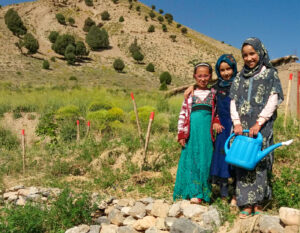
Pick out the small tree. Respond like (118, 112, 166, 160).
(129, 38, 141, 55)
(48, 31, 59, 43)
(85, 0, 93, 6)
(4, 8, 27, 36)
(113, 58, 125, 72)
(162, 24, 167, 32)
(22, 33, 39, 54)
(65, 44, 76, 65)
(170, 35, 176, 42)
(101, 11, 110, 21)
(133, 50, 144, 63)
(181, 27, 188, 34)
(159, 9, 164, 14)
(83, 17, 95, 32)
(68, 17, 75, 26)
(56, 13, 66, 25)
(157, 15, 164, 23)
(75, 41, 88, 57)
(148, 25, 155, 33)
(119, 16, 124, 22)
(164, 13, 173, 24)
(43, 60, 50, 69)
(52, 34, 75, 55)
(159, 82, 167, 90)
(146, 63, 155, 72)
(149, 11, 155, 19)
(176, 23, 181, 28)
(136, 6, 140, 11)
(151, 5, 156, 10)
(160, 71, 172, 85)
(145, 16, 148, 21)
(86, 25, 109, 50)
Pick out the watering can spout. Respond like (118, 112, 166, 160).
(258, 139, 294, 162)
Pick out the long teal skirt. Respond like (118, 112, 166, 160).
(173, 108, 213, 202)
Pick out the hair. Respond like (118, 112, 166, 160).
(193, 62, 213, 75)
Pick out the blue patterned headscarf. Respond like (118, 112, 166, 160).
(240, 37, 273, 78)
(215, 54, 237, 87)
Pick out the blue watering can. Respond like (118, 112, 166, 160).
(224, 130, 293, 170)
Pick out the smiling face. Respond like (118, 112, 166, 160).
(242, 44, 260, 69)
(219, 62, 233, 81)
(194, 66, 211, 89)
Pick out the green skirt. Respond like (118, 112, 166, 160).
(173, 107, 213, 202)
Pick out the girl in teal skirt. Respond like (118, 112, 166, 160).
(173, 63, 222, 203)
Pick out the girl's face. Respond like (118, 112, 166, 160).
(242, 45, 259, 68)
(219, 62, 233, 80)
(194, 66, 211, 89)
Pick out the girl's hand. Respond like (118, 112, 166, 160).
(179, 139, 186, 147)
(184, 85, 194, 99)
(249, 122, 261, 137)
(234, 124, 243, 135)
(213, 123, 224, 134)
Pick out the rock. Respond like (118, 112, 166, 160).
(105, 206, 115, 215)
(146, 203, 153, 214)
(89, 225, 101, 233)
(183, 204, 207, 218)
(155, 217, 166, 230)
(179, 200, 190, 209)
(168, 202, 181, 217)
(65, 224, 90, 233)
(139, 197, 154, 204)
(129, 202, 146, 219)
(118, 199, 134, 207)
(279, 207, 300, 226)
(151, 200, 170, 218)
(121, 207, 131, 215)
(113, 200, 119, 205)
(202, 206, 221, 228)
(3, 191, 18, 200)
(123, 216, 137, 226)
(8, 185, 24, 191)
(95, 216, 111, 225)
(117, 226, 138, 233)
(133, 216, 157, 231)
(170, 218, 210, 233)
(98, 201, 108, 210)
(165, 217, 177, 230)
(259, 215, 284, 233)
(284, 225, 299, 233)
(145, 226, 160, 233)
(16, 196, 26, 206)
(100, 224, 118, 233)
(108, 209, 125, 226)
(26, 194, 42, 202)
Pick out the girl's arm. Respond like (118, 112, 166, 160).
(177, 98, 189, 143)
(230, 100, 243, 135)
(183, 85, 194, 99)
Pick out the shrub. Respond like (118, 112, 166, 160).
(176, 23, 181, 28)
(181, 27, 188, 34)
(113, 58, 125, 72)
(162, 24, 167, 32)
(157, 15, 164, 23)
(85, 0, 93, 6)
(86, 110, 108, 131)
(0, 127, 19, 150)
(36, 112, 58, 139)
(69, 76, 77, 81)
(22, 33, 39, 54)
(151, 5, 155, 10)
(56, 13, 66, 25)
(148, 25, 155, 33)
(43, 60, 50, 69)
(68, 17, 75, 26)
(65, 44, 76, 65)
(112, 0, 118, 3)
(159, 82, 167, 90)
(129, 4, 133, 10)
(160, 71, 172, 84)
(132, 50, 144, 63)
(149, 11, 155, 19)
(101, 11, 110, 21)
(146, 63, 155, 72)
(86, 26, 109, 50)
(136, 6, 140, 11)
(119, 16, 124, 22)
(88, 101, 112, 112)
(144, 16, 148, 21)
(164, 13, 173, 24)
(130, 106, 156, 128)
(4, 8, 27, 36)
(52, 34, 75, 55)
(170, 34, 176, 42)
(83, 17, 95, 32)
(48, 31, 59, 43)
(129, 38, 141, 55)
(56, 105, 80, 120)
(107, 107, 125, 121)
(75, 41, 88, 57)
(159, 9, 164, 14)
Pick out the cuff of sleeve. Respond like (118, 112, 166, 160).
(256, 117, 266, 126)
(233, 119, 241, 126)
(178, 132, 186, 141)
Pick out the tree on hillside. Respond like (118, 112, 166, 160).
(43, 60, 50, 69)
(136, 6, 140, 12)
(119, 16, 124, 22)
(146, 63, 155, 72)
(75, 41, 88, 58)
(164, 13, 173, 24)
(159, 9, 164, 14)
(149, 11, 155, 19)
(129, 38, 141, 55)
(4, 8, 27, 36)
(85, 0, 93, 6)
(52, 34, 75, 55)
(148, 25, 155, 33)
(86, 25, 109, 50)
(48, 31, 59, 43)
(68, 17, 75, 26)
(65, 44, 76, 65)
(181, 27, 188, 34)
(151, 5, 156, 10)
(176, 23, 181, 28)
(133, 50, 144, 64)
(113, 58, 125, 72)
(157, 16, 164, 23)
(160, 71, 172, 85)
(162, 24, 167, 32)
(112, 0, 119, 3)
(56, 13, 66, 25)
(83, 17, 96, 32)
(21, 33, 39, 54)
(101, 11, 110, 21)
(170, 35, 176, 42)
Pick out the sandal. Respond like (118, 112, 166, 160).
(239, 207, 253, 219)
(190, 198, 202, 204)
(253, 205, 263, 215)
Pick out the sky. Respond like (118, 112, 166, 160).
(1, 0, 300, 61)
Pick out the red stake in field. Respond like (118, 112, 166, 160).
(21, 129, 26, 175)
(77, 120, 80, 142)
(130, 92, 143, 145)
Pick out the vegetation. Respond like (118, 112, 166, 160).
(21, 33, 39, 54)
(181, 27, 188, 34)
(159, 9, 164, 14)
(65, 44, 76, 65)
(157, 15, 164, 23)
(83, 17, 96, 32)
(101, 11, 110, 21)
(113, 58, 125, 72)
(43, 60, 50, 69)
(148, 25, 155, 33)
(52, 34, 75, 56)
(48, 31, 59, 43)
(176, 23, 181, 28)
(149, 11, 155, 19)
(146, 63, 155, 72)
(170, 35, 176, 42)
(85, 0, 93, 6)
(164, 13, 173, 24)
(56, 13, 66, 25)
(68, 17, 75, 26)
(151, 5, 156, 10)
(162, 24, 167, 32)
(136, 6, 140, 12)
(132, 50, 144, 63)
(4, 8, 27, 36)
(119, 16, 124, 22)
(86, 26, 109, 50)
(129, 38, 141, 55)
(160, 71, 172, 85)
(75, 41, 89, 58)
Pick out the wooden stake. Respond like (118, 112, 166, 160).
(131, 93, 143, 145)
(76, 120, 80, 142)
(143, 112, 155, 165)
(284, 73, 293, 128)
(86, 121, 90, 138)
(21, 129, 25, 175)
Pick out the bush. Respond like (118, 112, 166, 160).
(164, 13, 173, 24)
(48, 31, 59, 43)
(56, 105, 80, 120)
(157, 15, 164, 23)
(85, 0, 93, 6)
(69, 76, 77, 81)
(129, 38, 141, 55)
(88, 101, 112, 112)
(56, 13, 66, 25)
(160, 71, 172, 84)
(86, 110, 108, 131)
(4, 8, 27, 36)
(130, 105, 156, 128)
(101, 11, 110, 21)
(112, 0, 118, 3)
(149, 11, 155, 19)
(159, 9, 164, 14)
(170, 34, 176, 42)
(86, 26, 109, 50)
(146, 63, 155, 72)
(176, 23, 181, 28)
(65, 44, 76, 65)
(68, 17, 75, 26)
(151, 5, 156, 10)
(75, 41, 88, 57)
(50, 56, 56, 62)
(83, 17, 95, 32)
(148, 25, 155, 33)
(36, 112, 58, 139)
(22, 33, 39, 54)
(144, 16, 148, 21)
(136, 6, 140, 11)
(113, 58, 125, 72)
(43, 60, 50, 69)
(162, 24, 167, 32)
(107, 107, 125, 122)
(181, 27, 188, 34)
(52, 34, 75, 55)
(159, 82, 167, 90)
(132, 50, 144, 63)
(119, 16, 124, 22)
(0, 127, 19, 150)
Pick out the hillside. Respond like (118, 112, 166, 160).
(0, 0, 241, 89)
